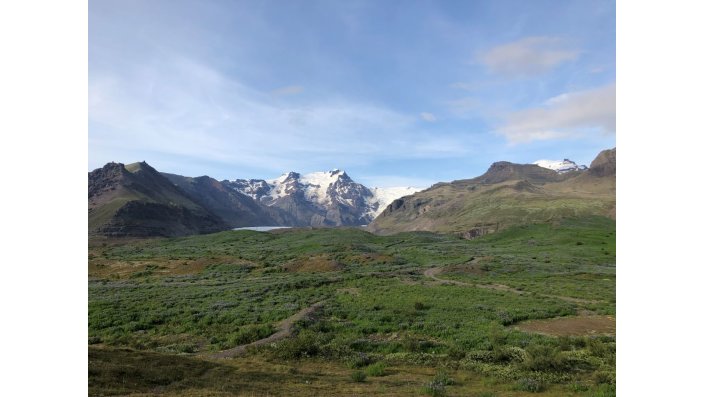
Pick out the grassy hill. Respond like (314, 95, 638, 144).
(368, 149, 615, 236)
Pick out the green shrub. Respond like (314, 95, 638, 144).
(269, 331, 321, 359)
(522, 344, 570, 372)
(88, 336, 102, 345)
(570, 381, 589, 392)
(432, 369, 454, 386)
(422, 380, 446, 397)
(594, 370, 615, 385)
(516, 377, 544, 393)
(351, 370, 366, 382)
(591, 383, 616, 397)
(346, 352, 373, 368)
(447, 346, 466, 360)
(365, 362, 387, 377)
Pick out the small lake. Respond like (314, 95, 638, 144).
(232, 226, 292, 232)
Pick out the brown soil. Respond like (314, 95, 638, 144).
(88, 254, 255, 278)
(514, 315, 615, 337)
(208, 302, 325, 359)
(282, 255, 344, 272)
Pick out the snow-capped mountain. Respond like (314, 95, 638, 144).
(223, 170, 423, 226)
(533, 159, 587, 174)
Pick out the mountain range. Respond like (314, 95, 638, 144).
(88, 148, 615, 238)
(88, 164, 421, 236)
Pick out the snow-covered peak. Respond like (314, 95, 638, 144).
(225, 169, 425, 223)
(533, 159, 587, 174)
(299, 170, 346, 204)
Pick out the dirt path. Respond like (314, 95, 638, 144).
(208, 302, 324, 359)
(423, 266, 602, 305)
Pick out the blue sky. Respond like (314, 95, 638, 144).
(89, 0, 615, 187)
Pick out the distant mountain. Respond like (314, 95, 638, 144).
(88, 162, 228, 237)
(89, 162, 422, 236)
(368, 148, 616, 236)
(533, 158, 587, 173)
(224, 170, 423, 226)
(161, 173, 280, 227)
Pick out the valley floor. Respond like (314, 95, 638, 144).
(88, 217, 616, 396)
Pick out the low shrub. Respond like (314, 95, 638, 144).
(432, 369, 454, 386)
(447, 346, 466, 360)
(269, 331, 322, 360)
(522, 344, 571, 372)
(346, 352, 373, 368)
(422, 380, 446, 397)
(351, 370, 366, 382)
(365, 362, 387, 377)
(516, 377, 544, 393)
(594, 370, 615, 385)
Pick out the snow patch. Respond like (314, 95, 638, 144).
(533, 159, 587, 173)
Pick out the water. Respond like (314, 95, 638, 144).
(232, 226, 292, 232)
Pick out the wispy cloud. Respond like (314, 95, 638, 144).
(89, 56, 473, 174)
(271, 85, 304, 96)
(497, 83, 615, 143)
(419, 112, 436, 122)
(479, 36, 580, 77)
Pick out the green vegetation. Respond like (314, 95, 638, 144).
(89, 216, 615, 396)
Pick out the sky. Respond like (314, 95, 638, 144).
(89, 0, 615, 188)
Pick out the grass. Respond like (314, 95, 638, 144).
(89, 216, 616, 396)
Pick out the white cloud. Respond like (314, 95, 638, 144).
(88, 56, 472, 173)
(479, 36, 580, 77)
(497, 83, 615, 143)
(271, 85, 304, 96)
(420, 112, 436, 122)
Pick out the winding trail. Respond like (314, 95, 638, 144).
(423, 266, 602, 305)
(208, 302, 324, 359)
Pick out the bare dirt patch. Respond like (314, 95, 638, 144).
(88, 255, 253, 278)
(514, 315, 615, 337)
(443, 256, 493, 275)
(283, 255, 344, 273)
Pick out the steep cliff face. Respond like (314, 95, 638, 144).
(587, 148, 617, 177)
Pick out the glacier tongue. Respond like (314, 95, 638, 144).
(366, 186, 424, 217)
